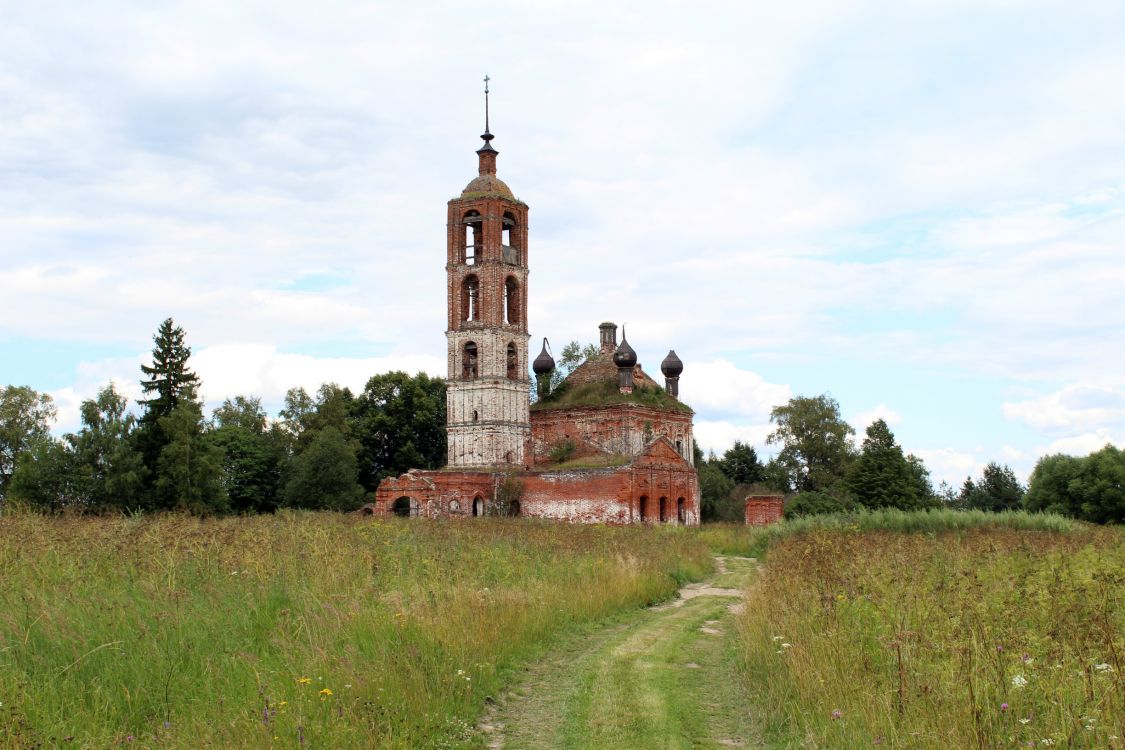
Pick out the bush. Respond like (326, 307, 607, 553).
(547, 438, 577, 464)
(785, 490, 857, 517)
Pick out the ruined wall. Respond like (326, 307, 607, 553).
(530, 404, 693, 466)
(744, 494, 785, 526)
(371, 458, 700, 526)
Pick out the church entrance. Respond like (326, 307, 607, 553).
(392, 496, 419, 517)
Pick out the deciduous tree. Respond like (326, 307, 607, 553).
(0, 385, 57, 498)
(767, 394, 855, 493)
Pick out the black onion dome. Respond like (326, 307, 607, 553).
(660, 349, 683, 378)
(532, 339, 556, 375)
(613, 334, 637, 369)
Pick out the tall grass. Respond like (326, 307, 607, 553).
(698, 508, 1084, 557)
(0, 511, 711, 749)
(736, 526, 1125, 748)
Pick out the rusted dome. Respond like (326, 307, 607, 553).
(532, 339, 556, 375)
(660, 349, 683, 378)
(461, 174, 515, 199)
(613, 334, 637, 369)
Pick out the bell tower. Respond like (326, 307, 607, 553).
(445, 78, 530, 467)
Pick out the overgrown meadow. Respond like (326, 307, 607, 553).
(0, 512, 710, 749)
(736, 519, 1125, 748)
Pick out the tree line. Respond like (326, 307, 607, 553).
(0, 319, 446, 514)
(696, 394, 1124, 524)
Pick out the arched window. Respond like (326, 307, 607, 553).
(502, 212, 518, 264)
(392, 496, 419, 518)
(676, 498, 686, 524)
(462, 275, 479, 322)
(659, 496, 667, 523)
(506, 342, 518, 379)
(463, 211, 481, 265)
(639, 495, 649, 522)
(462, 341, 478, 379)
(504, 277, 519, 325)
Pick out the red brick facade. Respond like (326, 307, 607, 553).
(371, 119, 700, 525)
(373, 438, 699, 525)
(744, 494, 785, 526)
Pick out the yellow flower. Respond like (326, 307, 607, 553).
(297, 677, 312, 685)
(319, 688, 333, 698)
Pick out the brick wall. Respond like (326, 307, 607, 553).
(744, 494, 784, 526)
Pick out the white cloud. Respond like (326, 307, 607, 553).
(1042, 430, 1121, 458)
(851, 405, 902, 433)
(910, 448, 984, 488)
(692, 420, 775, 460)
(678, 360, 791, 422)
(1003, 383, 1125, 433)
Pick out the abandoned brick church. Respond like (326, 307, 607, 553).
(371, 100, 700, 525)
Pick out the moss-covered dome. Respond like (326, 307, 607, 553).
(461, 174, 514, 200)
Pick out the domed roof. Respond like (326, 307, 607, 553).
(613, 334, 637, 369)
(660, 349, 683, 378)
(533, 339, 556, 375)
(461, 174, 514, 200)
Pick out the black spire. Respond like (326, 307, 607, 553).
(478, 74, 497, 155)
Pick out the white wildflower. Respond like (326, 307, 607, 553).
(1094, 663, 1114, 673)
(1012, 674, 1028, 688)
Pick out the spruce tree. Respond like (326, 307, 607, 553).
(139, 318, 200, 424)
(846, 419, 921, 509)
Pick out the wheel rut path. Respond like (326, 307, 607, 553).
(477, 556, 761, 750)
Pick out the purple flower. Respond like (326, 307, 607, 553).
(997, 645, 1004, 653)
(1000, 703, 1009, 712)
(831, 709, 843, 720)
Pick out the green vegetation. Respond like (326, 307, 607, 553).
(736, 524, 1124, 749)
(1026, 444, 1125, 523)
(0, 512, 710, 749)
(695, 508, 1084, 558)
(531, 378, 690, 413)
(2, 320, 447, 515)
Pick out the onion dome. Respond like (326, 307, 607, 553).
(660, 349, 683, 378)
(613, 332, 638, 369)
(532, 338, 556, 375)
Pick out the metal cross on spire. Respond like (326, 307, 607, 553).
(483, 74, 491, 134)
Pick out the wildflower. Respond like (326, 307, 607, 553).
(297, 677, 312, 685)
(781, 643, 792, 649)
(831, 709, 843, 720)
(278, 701, 288, 707)
(1041, 740, 1054, 746)
(772, 635, 782, 641)
(1020, 718, 1031, 725)
(997, 645, 1004, 653)
(1094, 663, 1114, 673)
(1022, 654, 1033, 664)
(319, 688, 333, 700)
(1012, 674, 1028, 688)
(1001, 703, 1009, 712)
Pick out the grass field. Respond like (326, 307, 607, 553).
(736, 523, 1125, 749)
(0, 511, 710, 749)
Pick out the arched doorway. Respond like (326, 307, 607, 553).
(639, 495, 649, 523)
(677, 497, 686, 524)
(659, 497, 667, 523)
(472, 496, 484, 517)
(392, 496, 419, 518)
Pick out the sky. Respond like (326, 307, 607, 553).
(2, 0, 1123, 488)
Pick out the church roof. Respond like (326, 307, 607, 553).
(460, 173, 515, 200)
(530, 352, 692, 414)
